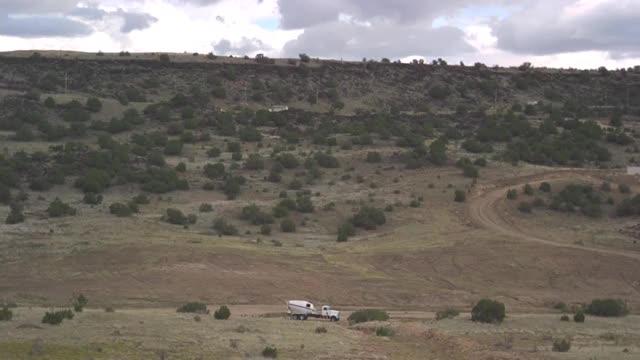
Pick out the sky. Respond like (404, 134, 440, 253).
(0, 0, 639, 69)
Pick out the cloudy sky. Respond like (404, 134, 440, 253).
(0, 0, 639, 68)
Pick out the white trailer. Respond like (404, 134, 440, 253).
(287, 300, 340, 321)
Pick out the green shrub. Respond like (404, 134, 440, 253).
(277, 153, 300, 169)
(337, 222, 356, 242)
(207, 147, 221, 158)
(523, 184, 534, 196)
(241, 204, 274, 225)
(5, 203, 25, 224)
(366, 152, 382, 163)
(204, 163, 226, 179)
(176, 302, 209, 314)
(539, 182, 552, 192)
(471, 299, 505, 324)
(375, 327, 394, 337)
(573, 310, 585, 323)
(280, 219, 296, 233)
(552, 338, 571, 352)
(619, 184, 631, 194)
(86, 97, 103, 113)
(262, 346, 278, 358)
(199, 203, 213, 213)
(436, 308, 460, 321)
(132, 194, 150, 205)
(213, 218, 238, 236)
(507, 189, 518, 200)
(83, 193, 103, 205)
(315, 326, 327, 334)
(73, 294, 88, 312)
(260, 224, 272, 235)
(47, 198, 77, 218)
(314, 152, 339, 168)
(238, 126, 262, 142)
(109, 202, 138, 217)
(518, 202, 533, 213)
(560, 315, 570, 321)
(42, 309, 74, 325)
(0, 306, 12, 321)
(585, 299, 629, 317)
(164, 140, 183, 156)
(213, 305, 231, 320)
(474, 158, 488, 167)
(348, 309, 389, 325)
(244, 154, 265, 170)
(175, 162, 187, 173)
(351, 206, 386, 230)
(454, 190, 466, 203)
(463, 165, 479, 178)
(165, 208, 188, 225)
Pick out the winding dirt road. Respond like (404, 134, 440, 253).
(467, 169, 640, 261)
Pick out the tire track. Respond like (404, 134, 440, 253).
(467, 170, 640, 262)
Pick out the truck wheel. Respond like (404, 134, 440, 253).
(296, 315, 302, 320)
(302, 315, 308, 320)
(330, 316, 338, 322)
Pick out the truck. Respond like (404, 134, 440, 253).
(287, 300, 340, 321)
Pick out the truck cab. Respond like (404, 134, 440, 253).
(321, 305, 340, 321)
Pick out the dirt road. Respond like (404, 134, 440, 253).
(467, 169, 640, 261)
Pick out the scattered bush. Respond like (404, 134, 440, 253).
(86, 97, 103, 113)
(175, 162, 187, 173)
(109, 202, 138, 217)
(260, 224, 272, 235)
(244, 154, 265, 170)
(351, 206, 386, 230)
(523, 184, 534, 196)
(454, 190, 466, 203)
(73, 294, 88, 312)
(0, 306, 12, 321)
(436, 308, 460, 320)
(262, 345, 278, 358)
(375, 327, 394, 337)
(204, 162, 226, 179)
(507, 189, 518, 200)
(213, 218, 238, 236)
(366, 152, 382, 163)
(5, 203, 25, 224)
(337, 222, 356, 242)
(462, 165, 479, 178)
(164, 208, 189, 225)
(348, 309, 389, 325)
(585, 299, 629, 317)
(574, 310, 585, 323)
(176, 302, 209, 314)
(315, 326, 327, 334)
(474, 158, 488, 167)
(518, 202, 533, 213)
(199, 203, 213, 212)
(552, 338, 571, 352)
(619, 184, 631, 194)
(214, 305, 231, 320)
(42, 309, 74, 325)
(132, 194, 150, 205)
(539, 182, 552, 192)
(471, 299, 505, 324)
(241, 204, 274, 225)
(83, 193, 103, 205)
(560, 315, 570, 321)
(47, 198, 77, 218)
(280, 219, 297, 233)
(207, 147, 221, 158)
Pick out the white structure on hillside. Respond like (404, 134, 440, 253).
(627, 166, 640, 176)
(269, 105, 289, 113)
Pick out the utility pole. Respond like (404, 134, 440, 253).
(64, 72, 68, 94)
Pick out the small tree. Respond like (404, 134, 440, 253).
(585, 299, 629, 317)
(471, 299, 505, 324)
(214, 305, 231, 320)
(47, 198, 77, 218)
(552, 338, 571, 352)
(337, 222, 356, 242)
(280, 219, 296, 233)
(165, 208, 188, 225)
(573, 310, 585, 323)
(539, 182, 552, 192)
(5, 203, 25, 224)
(0, 306, 12, 321)
(213, 218, 238, 236)
(454, 190, 466, 203)
(199, 203, 213, 213)
(86, 97, 103, 113)
(523, 184, 534, 196)
(262, 346, 278, 358)
(73, 294, 88, 312)
(177, 302, 209, 314)
(506, 189, 518, 200)
(299, 53, 311, 62)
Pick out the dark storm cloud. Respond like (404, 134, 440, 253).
(213, 37, 271, 55)
(283, 20, 473, 60)
(494, 0, 640, 57)
(0, 15, 93, 38)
